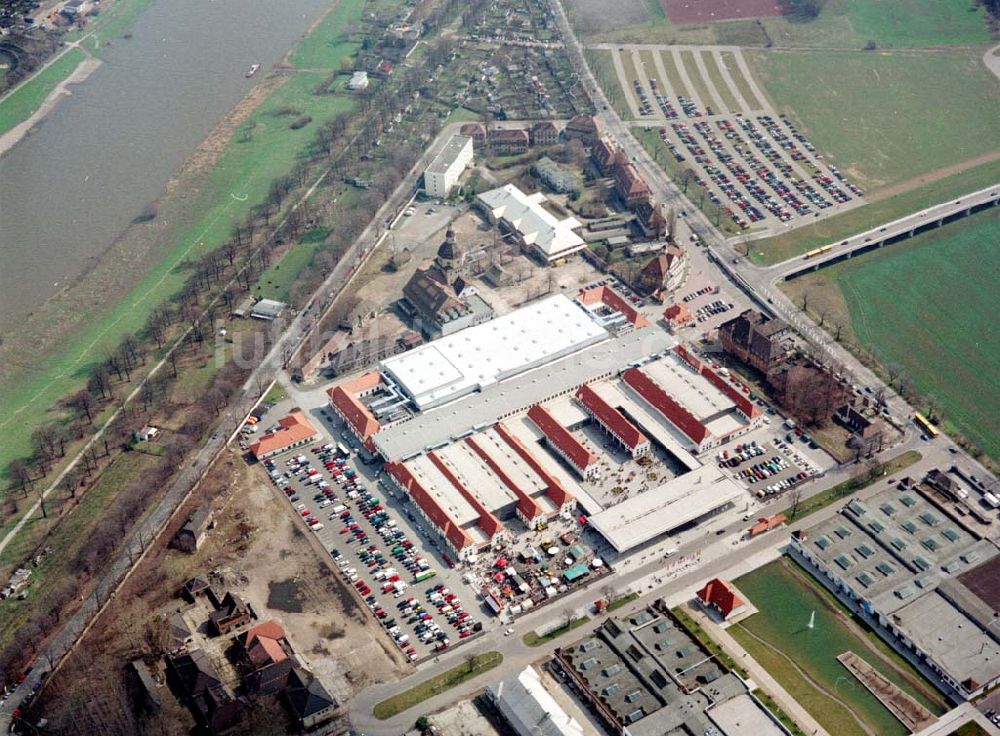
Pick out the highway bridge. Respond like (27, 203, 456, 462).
(773, 184, 1000, 281)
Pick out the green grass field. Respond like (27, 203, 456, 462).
(846, 0, 991, 48)
(523, 616, 589, 647)
(0, 66, 359, 472)
(749, 159, 1000, 264)
(291, 0, 366, 70)
(0, 48, 86, 137)
(748, 49, 1000, 190)
(584, 48, 634, 121)
(700, 50, 740, 113)
(732, 558, 946, 736)
(373, 652, 503, 719)
(836, 211, 1000, 460)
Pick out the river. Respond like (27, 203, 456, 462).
(0, 0, 333, 332)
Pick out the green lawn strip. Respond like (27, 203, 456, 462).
(606, 591, 639, 612)
(290, 0, 366, 70)
(736, 558, 947, 722)
(522, 616, 589, 647)
(749, 159, 1000, 264)
(783, 450, 922, 522)
(0, 454, 157, 647)
(637, 50, 662, 95)
(950, 721, 990, 736)
(699, 50, 740, 114)
(0, 74, 358, 471)
(657, 48, 689, 97)
(264, 384, 288, 404)
(618, 48, 645, 102)
(836, 213, 1000, 461)
(372, 652, 504, 719)
(752, 689, 807, 736)
(670, 606, 748, 679)
(732, 559, 925, 736)
(0, 48, 86, 136)
(443, 106, 480, 125)
(747, 49, 1000, 191)
(678, 49, 715, 110)
(719, 50, 759, 109)
(583, 49, 633, 122)
(846, 0, 991, 48)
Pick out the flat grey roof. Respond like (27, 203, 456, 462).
(374, 328, 675, 460)
(588, 465, 745, 552)
(435, 442, 517, 512)
(893, 591, 1000, 688)
(707, 693, 788, 736)
(426, 134, 472, 175)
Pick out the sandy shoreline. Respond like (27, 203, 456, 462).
(0, 52, 102, 159)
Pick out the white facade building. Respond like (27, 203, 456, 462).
(424, 134, 473, 198)
(486, 666, 585, 736)
(477, 184, 585, 263)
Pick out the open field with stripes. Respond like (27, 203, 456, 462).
(597, 44, 866, 235)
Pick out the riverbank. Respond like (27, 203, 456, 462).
(0, 0, 369, 473)
(0, 50, 100, 157)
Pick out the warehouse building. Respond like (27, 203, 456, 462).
(792, 486, 1000, 700)
(380, 294, 609, 412)
(249, 411, 318, 460)
(424, 134, 474, 198)
(485, 666, 584, 736)
(477, 184, 586, 263)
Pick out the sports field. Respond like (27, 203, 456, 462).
(731, 558, 947, 736)
(781, 210, 1000, 462)
(748, 48, 1000, 191)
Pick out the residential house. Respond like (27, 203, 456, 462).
(166, 649, 242, 734)
(613, 162, 651, 207)
(208, 591, 252, 635)
(249, 410, 319, 461)
(491, 127, 530, 155)
(173, 506, 214, 553)
(834, 403, 873, 439)
(696, 578, 747, 621)
(634, 245, 686, 299)
(284, 666, 338, 730)
(591, 137, 622, 175)
(718, 309, 792, 374)
(181, 575, 213, 603)
(530, 121, 561, 146)
(564, 114, 604, 146)
(662, 302, 693, 330)
(459, 122, 489, 149)
(237, 620, 295, 694)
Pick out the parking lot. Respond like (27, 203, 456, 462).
(258, 432, 485, 661)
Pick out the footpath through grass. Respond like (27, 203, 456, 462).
(749, 159, 1000, 264)
(748, 49, 1000, 191)
(783, 451, 922, 522)
(373, 651, 503, 719)
(732, 558, 946, 736)
(523, 616, 589, 647)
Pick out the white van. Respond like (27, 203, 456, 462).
(331, 504, 347, 514)
(310, 523, 324, 532)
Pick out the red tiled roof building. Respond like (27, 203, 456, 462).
(526, 405, 599, 481)
(575, 385, 650, 458)
(696, 578, 747, 620)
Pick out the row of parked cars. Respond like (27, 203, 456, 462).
(695, 300, 731, 322)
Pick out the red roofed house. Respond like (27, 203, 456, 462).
(613, 162, 652, 208)
(526, 405, 599, 481)
(634, 244, 686, 299)
(622, 367, 716, 453)
(460, 122, 488, 147)
(696, 578, 747, 621)
(576, 285, 650, 332)
(250, 410, 319, 460)
(237, 620, 295, 694)
(564, 114, 604, 147)
(575, 385, 650, 458)
(327, 372, 382, 451)
(491, 127, 530, 155)
(663, 302, 693, 330)
(591, 137, 624, 175)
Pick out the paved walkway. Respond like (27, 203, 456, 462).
(688, 605, 832, 736)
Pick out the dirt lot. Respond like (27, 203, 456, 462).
(662, 0, 782, 24)
(34, 444, 407, 732)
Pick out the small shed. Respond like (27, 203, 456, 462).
(250, 298, 286, 321)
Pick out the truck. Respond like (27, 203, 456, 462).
(414, 569, 436, 583)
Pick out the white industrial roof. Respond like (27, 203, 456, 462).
(487, 666, 585, 736)
(642, 353, 736, 420)
(380, 294, 609, 411)
(587, 464, 745, 552)
(478, 184, 585, 259)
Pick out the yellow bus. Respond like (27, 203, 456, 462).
(914, 412, 939, 438)
(803, 244, 833, 259)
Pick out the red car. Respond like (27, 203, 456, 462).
(300, 509, 311, 517)
(354, 580, 366, 589)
